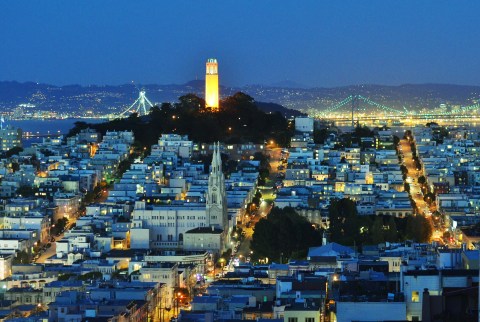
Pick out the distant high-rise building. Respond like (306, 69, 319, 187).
(205, 58, 219, 110)
(0, 125, 22, 151)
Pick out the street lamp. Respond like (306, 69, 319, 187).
(174, 292, 184, 318)
(219, 258, 225, 276)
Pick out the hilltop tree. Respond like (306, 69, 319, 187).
(67, 93, 293, 148)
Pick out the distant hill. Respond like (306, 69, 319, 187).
(255, 101, 306, 118)
(269, 80, 310, 89)
(1, 81, 479, 115)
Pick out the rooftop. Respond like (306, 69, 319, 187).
(308, 242, 355, 258)
(186, 227, 223, 234)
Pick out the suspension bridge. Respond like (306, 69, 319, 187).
(118, 90, 154, 117)
(311, 95, 480, 125)
(106, 81, 155, 119)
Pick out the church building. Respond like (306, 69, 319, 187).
(129, 143, 229, 254)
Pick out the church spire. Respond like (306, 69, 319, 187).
(211, 142, 222, 174)
(216, 141, 222, 172)
(207, 141, 227, 229)
(211, 142, 218, 174)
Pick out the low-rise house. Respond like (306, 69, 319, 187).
(43, 280, 85, 304)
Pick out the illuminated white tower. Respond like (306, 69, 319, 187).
(205, 58, 219, 110)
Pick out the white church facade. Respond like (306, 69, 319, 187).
(129, 143, 229, 254)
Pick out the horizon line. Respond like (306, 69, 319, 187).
(2, 79, 480, 90)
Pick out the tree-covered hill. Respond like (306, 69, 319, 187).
(67, 92, 294, 147)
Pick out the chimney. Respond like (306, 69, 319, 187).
(421, 288, 431, 322)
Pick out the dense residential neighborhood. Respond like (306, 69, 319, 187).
(3, 1, 480, 321)
(0, 116, 478, 322)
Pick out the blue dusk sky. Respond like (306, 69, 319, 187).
(1, 1, 479, 87)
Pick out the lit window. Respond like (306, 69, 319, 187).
(412, 291, 419, 302)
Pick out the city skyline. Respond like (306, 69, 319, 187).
(1, 1, 480, 320)
(1, 1, 480, 87)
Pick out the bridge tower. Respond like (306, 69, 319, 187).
(351, 95, 359, 128)
(119, 89, 154, 118)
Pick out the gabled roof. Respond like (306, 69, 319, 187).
(308, 242, 354, 258)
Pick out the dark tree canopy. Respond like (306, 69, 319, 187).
(51, 217, 69, 235)
(4, 146, 23, 158)
(253, 152, 271, 186)
(329, 198, 362, 246)
(313, 128, 330, 144)
(250, 207, 323, 262)
(328, 198, 432, 246)
(333, 125, 376, 149)
(67, 92, 293, 148)
(16, 186, 38, 197)
(418, 176, 426, 185)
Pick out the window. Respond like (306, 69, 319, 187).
(288, 318, 298, 322)
(305, 319, 315, 322)
(412, 291, 419, 302)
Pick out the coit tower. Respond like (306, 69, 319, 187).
(205, 58, 219, 110)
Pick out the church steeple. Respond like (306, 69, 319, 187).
(211, 142, 219, 174)
(207, 142, 227, 229)
(216, 142, 222, 172)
